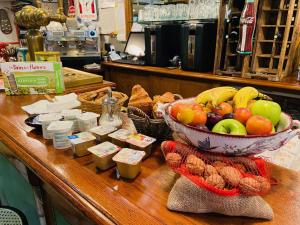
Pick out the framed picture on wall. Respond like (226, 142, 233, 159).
(76, 0, 98, 21)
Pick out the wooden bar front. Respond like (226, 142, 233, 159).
(102, 62, 300, 97)
(0, 92, 300, 224)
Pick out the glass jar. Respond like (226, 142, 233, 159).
(99, 89, 122, 128)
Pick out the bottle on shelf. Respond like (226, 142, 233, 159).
(237, 0, 256, 55)
(271, 0, 280, 9)
(230, 16, 240, 26)
(228, 29, 239, 40)
(274, 32, 283, 41)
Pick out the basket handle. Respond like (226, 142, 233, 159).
(174, 94, 183, 100)
(127, 106, 151, 125)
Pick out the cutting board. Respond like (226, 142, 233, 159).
(63, 67, 103, 88)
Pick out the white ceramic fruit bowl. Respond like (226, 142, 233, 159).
(162, 98, 300, 156)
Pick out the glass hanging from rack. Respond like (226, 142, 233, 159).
(137, 0, 221, 23)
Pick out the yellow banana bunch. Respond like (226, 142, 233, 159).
(233, 86, 270, 109)
(195, 86, 238, 107)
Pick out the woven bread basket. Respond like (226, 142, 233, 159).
(127, 106, 172, 140)
(127, 94, 182, 140)
(78, 87, 128, 114)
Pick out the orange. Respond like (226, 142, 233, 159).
(191, 110, 207, 126)
(246, 115, 273, 135)
(170, 103, 186, 119)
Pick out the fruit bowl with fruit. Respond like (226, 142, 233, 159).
(161, 86, 300, 156)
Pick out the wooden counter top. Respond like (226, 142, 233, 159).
(0, 94, 300, 225)
(102, 62, 300, 93)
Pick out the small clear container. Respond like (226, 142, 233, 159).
(61, 109, 82, 133)
(47, 121, 74, 150)
(68, 132, 96, 157)
(17, 47, 28, 61)
(99, 89, 122, 128)
(76, 112, 99, 132)
(35, 51, 61, 62)
(89, 125, 117, 142)
(108, 129, 132, 148)
(38, 113, 62, 139)
(88, 142, 121, 171)
(112, 148, 145, 179)
(126, 134, 156, 159)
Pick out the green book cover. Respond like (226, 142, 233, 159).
(0, 62, 65, 95)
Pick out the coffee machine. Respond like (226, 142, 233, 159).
(180, 21, 217, 72)
(45, 29, 100, 57)
(144, 24, 181, 67)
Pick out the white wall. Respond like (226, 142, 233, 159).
(0, 0, 18, 44)
(98, 0, 127, 41)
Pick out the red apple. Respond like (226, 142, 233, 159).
(246, 115, 273, 135)
(212, 102, 233, 116)
(234, 108, 252, 124)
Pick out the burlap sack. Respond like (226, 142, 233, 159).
(168, 177, 274, 220)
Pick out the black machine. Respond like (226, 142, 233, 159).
(113, 32, 146, 65)
(144, 24, 181, 67)
(180, 20, 217, 72)
(144, 22, 217, 71)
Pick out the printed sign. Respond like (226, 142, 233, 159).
(0, 62, 64, 95)
(76, 0, 98, 21)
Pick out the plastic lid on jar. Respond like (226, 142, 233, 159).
(108, 129, 132, 141)
(68, 132, 96, 144)
(90, 125, 117, 136)
(88, 142, 121, 158)
(127, 134, 156, 148)
(113, 148, 145, 165)
(76, 112, 100, 121)
(61, 109, 82, 118)
(47, 121, 74, 132)
(38, 113, 62, 122)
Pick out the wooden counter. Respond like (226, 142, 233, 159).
(0, 93, 300, 225)
(102, 62, 300, 97)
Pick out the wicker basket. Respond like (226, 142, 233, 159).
(127, 106, 173, 140)
(78, 87, 128, 114)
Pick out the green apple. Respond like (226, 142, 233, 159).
(251, 100, 281, 126)
(212, 119, 247, 135)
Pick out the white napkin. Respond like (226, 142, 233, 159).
(54, 93, 78, 102)
(258, 136, 300, 171)
(22, 100, 50, 115)
(22, 93, 81, 115)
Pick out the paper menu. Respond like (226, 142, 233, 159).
(0, 62, 64, 95)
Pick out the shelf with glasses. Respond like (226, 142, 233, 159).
(137, 18, 217, 24)
(132, 0, 188, 5)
